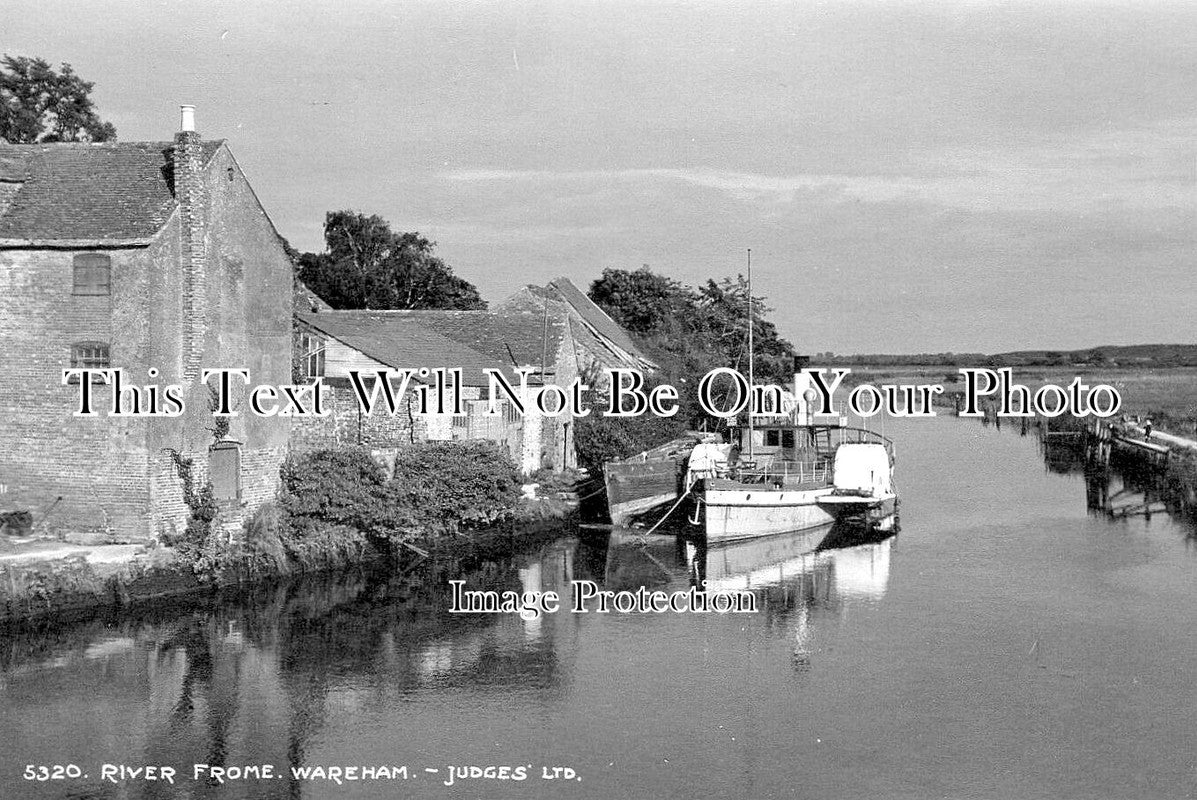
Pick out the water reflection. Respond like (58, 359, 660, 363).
(10, 417, 1197, 799)
(0, 523, 896, 799)
(991, 414, 1197, 534)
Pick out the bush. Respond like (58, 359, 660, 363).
(389, 441, 522, 533)
(0, 510, 33, 535)
(159, 451, 229, 578)
(280, 447, 410, 541)
(279, 442, 522, 545)
(243, 500, 373, 576)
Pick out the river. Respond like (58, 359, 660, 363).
(2, 416, 1196, 799)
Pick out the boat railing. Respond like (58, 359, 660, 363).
(730, 459, 830, 485)
(822, 426, 896, 459)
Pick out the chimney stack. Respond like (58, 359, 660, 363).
(174, 104, 206, 380)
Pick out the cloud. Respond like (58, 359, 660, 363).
(440, 118, 1196, 217)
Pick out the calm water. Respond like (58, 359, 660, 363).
(3, 417, 1197, 800)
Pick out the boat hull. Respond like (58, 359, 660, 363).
(816, 493, 898, 524)
(701, 486, 837, 543)
(604, 460, 682, 526)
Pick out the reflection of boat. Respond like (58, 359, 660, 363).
(690, 525, 895, 598)
(601, 529, 687, 591)
(827, 538, 893, 599)
(691, 527, 828, 593)
(692, 371, 897, 543)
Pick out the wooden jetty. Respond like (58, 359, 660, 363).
(1090, 420, 1197, 469)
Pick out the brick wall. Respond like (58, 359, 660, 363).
(0, 140, 294, 542)
(0, 243, 166, 540)
(291, 383, 416, 451)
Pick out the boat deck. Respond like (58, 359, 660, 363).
(705, 477, 830, 492)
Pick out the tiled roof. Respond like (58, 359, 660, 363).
(296, 311, 528, 386)
(499, 278, 655, 369)
(310, 309, 567, 372)
(545, 277, 648, 361)
(406, 310, 566, 369)
(0, 140, 222, 245)
(294, 279, 332, 313)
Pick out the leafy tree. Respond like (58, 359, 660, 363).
(588, 266, 687, 334)
(585, 266, 797, 436)
(0, 55, 116, 143)
(298, 210, 485, 310)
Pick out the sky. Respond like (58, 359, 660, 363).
(4, 0, 1194, 354)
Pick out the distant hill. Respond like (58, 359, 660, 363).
(818, 344, 1197, 368)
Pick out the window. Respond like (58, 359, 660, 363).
(765, 429, 780, 447)
(781, 430, 795, 450)
(300, 332, 325, 379)
(68, 342, 111, 383)
(71, 342, 111, 369)
(72, 253, 111, 296)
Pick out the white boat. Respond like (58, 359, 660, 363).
(690, 416, 897, 543)
(688, 250, 897, 544)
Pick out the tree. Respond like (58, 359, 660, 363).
(586, 266, 797, 432)
(0, 55, 116, 143)
(298, 211, 486, 310)
(588, 266, 687, 334)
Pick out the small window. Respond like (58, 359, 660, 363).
(300, 332, 325, 379)
(68, 342, 111, 383)
(71, 342, 111, 369)
(781, 430, 795, 450)
(73, 253, 111, 296)
(765, 429, 780, 447)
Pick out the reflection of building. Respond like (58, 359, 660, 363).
(0, 108, 293, 541)
(0, 530, 901, 797)
(0, 545, 583, 800)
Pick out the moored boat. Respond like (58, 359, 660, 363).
(693, 415, 897, 544)
(603, 432, 720, 526)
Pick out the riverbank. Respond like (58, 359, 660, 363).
(0, 514, 578, 628)
(0, 442, 583, 627)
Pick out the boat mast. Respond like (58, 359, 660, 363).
(746, 248, 754, 461)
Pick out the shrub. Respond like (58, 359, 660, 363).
(279, 442, 523, 547)
(159, 450, 229, 578)
(279, 447, 409, 541)
(389, 441, 522, 533)
(0, 510, 33, 535)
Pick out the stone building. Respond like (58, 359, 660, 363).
(293, 309, 571, 474)
(292, 280, 654, 475)
(0, 107, 293, 542)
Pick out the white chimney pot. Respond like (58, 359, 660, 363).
(180, 105, 196, 133)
